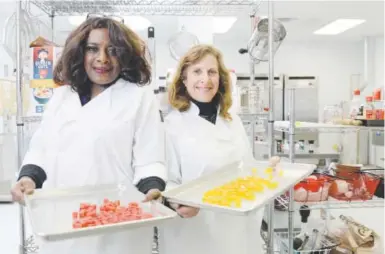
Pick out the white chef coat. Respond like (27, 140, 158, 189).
(159, 102, 264, 254)
(22, 79, 166, 254)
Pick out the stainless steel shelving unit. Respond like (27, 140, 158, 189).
(274, 88, 384, 254)
(273, 153, 340, 160)
(275, 196, 385, 210)
(274, 121, 361, 133)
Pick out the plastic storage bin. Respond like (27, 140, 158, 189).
(290, 173, 334, 203)
(329, 171, 381, 201)
(374, 177, 384, 198)
(361, 172, 382, 199)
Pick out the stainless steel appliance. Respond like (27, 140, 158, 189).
(276, 75, 319, 154)
(370, 129, 384, 168)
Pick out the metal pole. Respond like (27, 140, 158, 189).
(147, 27, 156, 90)
(50, 10, 55, 42)
(267, 1, 275, 254)
(16, 1, 26, 254)
(288, 88, 296, 254)
(249, 12, 256, 153)
(151, 28, 156, 88)
(359, 36, 370, 93)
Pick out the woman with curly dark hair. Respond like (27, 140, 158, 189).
(11, 16, 166, 254)
(159, 45, 265, 254)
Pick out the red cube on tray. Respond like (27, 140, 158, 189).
(72, 199, 154, 229)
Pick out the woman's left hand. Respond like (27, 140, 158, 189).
(142, 189, 162, 202)
(176, 206, 200, 218)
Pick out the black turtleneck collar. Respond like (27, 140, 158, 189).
(191, 95, 219, 124)
(79, 76, 121, 106)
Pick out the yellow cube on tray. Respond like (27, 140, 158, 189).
(202, 167, 282, 208)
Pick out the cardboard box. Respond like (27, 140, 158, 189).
(28, 46, 62, 115)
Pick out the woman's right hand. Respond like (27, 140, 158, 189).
(11, 177, 36, 205)
(170, 202, 200, 218)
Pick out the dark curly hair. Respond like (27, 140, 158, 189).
(53, 17, 151, 95)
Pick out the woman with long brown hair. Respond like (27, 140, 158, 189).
(159, 44, 265, 254)
(11, 16, 166, 254)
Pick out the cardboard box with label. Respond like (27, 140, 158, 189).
(28, 41, 63, 116)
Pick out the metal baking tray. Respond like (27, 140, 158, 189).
(163, 161, 316, 215)
(24, 183, 177, 242)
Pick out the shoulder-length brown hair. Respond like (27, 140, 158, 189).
(54, 17, 151, 95)
(169, 44, 232, 120)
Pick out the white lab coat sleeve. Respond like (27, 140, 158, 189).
(132, 87, 167, 184)
(21, 86, 67, 170)
(165, 131, 182, 190)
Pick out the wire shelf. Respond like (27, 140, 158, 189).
(274, 121, 362, 133)
(238, 112, 269, 118)
(30, 0, 261, 16)
(273, 153, 340, 160)
(22, 116, 42, 123)
(275, 195, 385, 211)
(25, 235, 39, 253)
(276, 231, 338, 254)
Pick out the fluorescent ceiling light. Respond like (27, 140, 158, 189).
(314, 19, 366, 35)
(68, 16, 86, 26)
(68, 16, 151, 31)
(213, 17, 237, 34)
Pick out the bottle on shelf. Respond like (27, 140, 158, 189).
(376, 103, 385, 120)
(276, 140, 282, 153)
(364, 96, 375, 120)
(298, 140, 305, 154)
(294, 141, 300, 153)
(283, 140, 290, 154)
(372, 88, 384, 120)
(349, 89, 361, 119)
(293, 205, 311, 251)
(373, 88, 382, 101)
(322, 104, 343, 124)
(308, 140, 315, 154)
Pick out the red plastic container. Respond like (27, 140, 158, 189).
(290, 173, 333, 203)
(373, 88, 382, 101)
(329, 172, 380, 201)
(362, 172, 381, 198)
